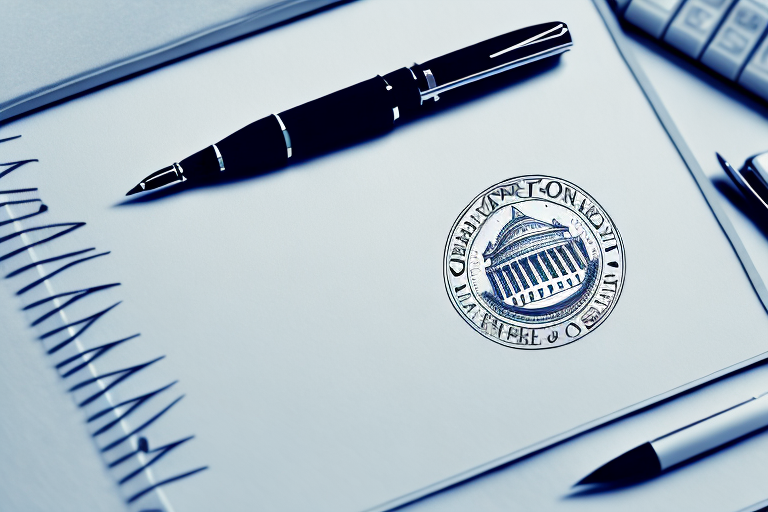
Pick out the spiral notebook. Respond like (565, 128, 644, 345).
(2, 1, 768, 511)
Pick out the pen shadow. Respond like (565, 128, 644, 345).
(115, 170, 277, 205)
(620, 23, 768, 118)
(116, 56, 563, 206)
(565, 479, 650, 498)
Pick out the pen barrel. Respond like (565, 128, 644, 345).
(182, 76, 398, 181)
(213, 114, 288, 178)
(279, 75, 395, 160)
(651, 394, 768, 470)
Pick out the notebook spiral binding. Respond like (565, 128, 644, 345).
(0, 134, 206, 511)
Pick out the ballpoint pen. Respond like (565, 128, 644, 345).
(717, 151, 768, 214)
(126, 21, 573, 196)
(577, 391, 768, 486)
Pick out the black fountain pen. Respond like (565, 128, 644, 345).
(126, 22, 572, 196)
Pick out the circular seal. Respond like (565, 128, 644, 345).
(444, 176, 625, 349)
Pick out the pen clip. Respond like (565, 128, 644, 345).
(413, 22, 573, 102)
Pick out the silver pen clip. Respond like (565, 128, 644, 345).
(413, 21, 573, 103)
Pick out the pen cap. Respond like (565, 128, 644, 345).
(413, 22, 572, 94)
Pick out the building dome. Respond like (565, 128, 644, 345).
(483, 207, 592, 310)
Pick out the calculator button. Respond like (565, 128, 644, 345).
(625, 0, 686, 38)
(739, 35, 768, 99)
(701, 0, 768, 79)
(664, 0, 735, 57)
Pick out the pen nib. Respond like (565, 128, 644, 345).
(716, 152, 736, 176)
(125, 163, 184, 196)
(125, 183, 145, 196)
(574, 442, 660, 486)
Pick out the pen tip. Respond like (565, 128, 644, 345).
(573, 443, 660, 487)
(716, 152, 728, 167)
(125, 184, 143, 196)
(124, 164, 183, 197)
(716, 152, 738, 178)
(574, 470, 602, 486)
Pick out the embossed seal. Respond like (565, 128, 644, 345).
(444, 176, 625, 349)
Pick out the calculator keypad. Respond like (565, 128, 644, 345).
(741, 32, 768, 93)
(664, 0, 735, 58)
(625, 0, 686, 38)
(617, 0, 768, 100)
(701, 0, 768, 79)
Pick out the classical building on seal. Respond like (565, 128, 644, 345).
(445, 176, 624, 348)
(483, 207, 593, 310)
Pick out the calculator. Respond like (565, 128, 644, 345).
(613, 0, 768, 102)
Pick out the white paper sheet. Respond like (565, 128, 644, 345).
(2, 1, 768, 511)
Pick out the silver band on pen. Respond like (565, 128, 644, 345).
(273, 113, 293, 159)
(382, 77, 400, 122)
(423, 69, 439, 101)
(212, 144, 225, 172)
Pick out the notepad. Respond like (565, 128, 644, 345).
(2, 1, 768, 511)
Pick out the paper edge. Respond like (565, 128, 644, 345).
(591, 0, 768, 311)
(368, 351, 768, 512)
(736, 497, 768, 512)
